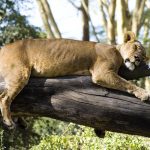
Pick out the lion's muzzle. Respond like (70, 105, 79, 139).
(124, 56, 141, 71)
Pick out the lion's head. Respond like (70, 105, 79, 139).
(119, 31, 147, 71)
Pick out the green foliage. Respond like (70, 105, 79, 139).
(0, 0, 44, 46)
(30, 118, 150, 150)
(0, 117, 40, 150)
(0, 14, 41, 45)
(1, 117, 149, 150)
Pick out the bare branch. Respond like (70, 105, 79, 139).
(101, 0, 109, 10)
(116, 0, 129, 43)
(68, 0, 81, 10)
(36, 0, 55, 38)
(41, 0, 61, 38)
(81, 0, 100, 41)
(108, 0, 116, 20)
(131, 0, 146, 35)
(137, 0, 146, 33)
(81, 0, 89, 41)
(107, 0, 116, 44)
(97, 0, 107, 32)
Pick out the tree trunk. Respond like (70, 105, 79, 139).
(97, 0, 116, 44)
(98, 0, 147, 44)
(131, 0, 146, 36)
(81, 0, 89, 41)
(36, 0, 54, 38)
(1, 63, 150, 138)
(41, 0, 61, 38)
(116, 0, 128, 44)
(107, 0, 116, 44)
(81, 0, 99, 41)
(97, 0, 107, 32)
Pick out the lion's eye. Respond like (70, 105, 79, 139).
(134, 56, 139, 59)
(132, 44, 137, 50)
(134, 56, 140, 61)
(136, 45, 141, 49)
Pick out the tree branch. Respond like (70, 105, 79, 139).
(97, 0, 107, 32)
(68, 0, 81, 10)
(81, 0, 89, 41)
(41, 0, 61, 38)
(131, 0, 146, 35)
(107, 0, 116, 44)
(36, 0, 55, 38)
(116, 0, 129, 43)
(0, 63, 148, 137)
(81, 0, 100, 42)
(136, 0, 146, 34)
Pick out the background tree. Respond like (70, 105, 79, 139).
(81, 0, 89, 41)
(97, 0, 116, 44)
(97, 0, 149, 44)
(36, 0, 54, 38)
(36, 0, 61, 38)
(0, 0, 42, 46)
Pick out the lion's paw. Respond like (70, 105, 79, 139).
(3, 120, 16, 130)
(134, 89, 149, 101)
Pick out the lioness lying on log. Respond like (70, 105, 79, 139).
(0, 31, 149, 129)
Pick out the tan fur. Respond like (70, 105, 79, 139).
(0, 31, 149, 129)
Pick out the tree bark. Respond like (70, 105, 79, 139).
(81, 0, 99, 42)
(36, 0, 54, 38)
(98, 0, 116, 44)
(131, 0, 146, 36)
(98, 0, 147, 44)
(116, 0, 128, 44)
(68, 0, 99, 41)
(81, 0, 89, 41)
(41, 0, 61, 38)
(107, 0, 116, 44)
(0, 63, 148, 137)
(97, 0, 107, 32)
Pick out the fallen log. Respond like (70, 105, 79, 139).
(0, 63, 150, 137)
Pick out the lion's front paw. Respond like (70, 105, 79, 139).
(134, 89, 149, 101)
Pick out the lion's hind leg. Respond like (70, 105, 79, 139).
(0, 66, 31, 129)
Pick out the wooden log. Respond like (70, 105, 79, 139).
(1, 63, 150, 137)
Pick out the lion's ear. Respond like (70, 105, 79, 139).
(124, 31, 136, 43)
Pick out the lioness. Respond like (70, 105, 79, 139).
(0, 31, 149, 129)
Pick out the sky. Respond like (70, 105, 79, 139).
(19, 0, 103, 41)
(19, 0, 136, 42)
(20, 0, 83, 40)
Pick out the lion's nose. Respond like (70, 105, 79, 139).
(124, 58, 130, 63)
